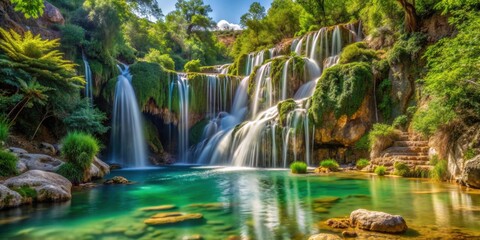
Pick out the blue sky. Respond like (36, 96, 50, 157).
(157, 0, 273, 24)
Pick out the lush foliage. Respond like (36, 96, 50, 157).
(184, 59, 202, 72)
(290, 161, 307, 174)
(144, 49, 175, 70)
(369, 123, 396, 144)
(430, 156, 448, 181)
(339, 42, 377, 64)
(278, 99, 296, 126)
(10, 0, 45, 18)
(63, 101, 109, 135)
(393, 161, 410, 177)
(356, 159, 370, 169)
(374, 165, 386, 176)
(320, 159, 339, 171)
(0, 150, 18, 177)
(393, 115, 408, 129)
(57, 162, 84, 184)
(12, 186, 37, 199)
(309, 62, 372, 124)
(0, 118, 9, 143)
(60, 132, 100, 183)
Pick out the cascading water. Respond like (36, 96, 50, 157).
(82, 53, 93, 104)
(176, 74, 190, 163)
(110, 64, 148, 168)
(185, 22, 362, 167)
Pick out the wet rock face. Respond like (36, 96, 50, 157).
(3, 170, 72, 202)
(350, 209, 408, 233)
(42, 1, 64, 24)
(17, 153, 64, 172)
(462, 155, 480, 188)
(0, 184, 23, 209)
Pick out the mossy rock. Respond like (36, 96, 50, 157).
(313, 196, 341, 203)
(309, 62, 372, 125)
(144, 213, 204, 225)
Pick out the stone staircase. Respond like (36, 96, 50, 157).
(373, 132, 430, 168)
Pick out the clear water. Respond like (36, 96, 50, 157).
(1, 167, 480, 239)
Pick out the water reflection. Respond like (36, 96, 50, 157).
(1, 168, 480, 239)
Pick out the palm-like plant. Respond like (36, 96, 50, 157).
(7, 79, 50, 124)
(0, 28, 85, 91)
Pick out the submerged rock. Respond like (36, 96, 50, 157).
(326, 218, 350, 229)
(462, 155, 480, 188)
(313, 196, 340, 203)
(350, 209, 408, 233)
(0, 184, 23, 209)
(3, 170, 72, 202)
(104, 176, 130, 184)
(144, 213, 203, 225)
(140, 205, 176, 211)
(308, 233, 342, 240)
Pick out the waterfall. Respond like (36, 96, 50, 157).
(176, 74, 190, 163)
(182, 23, 362, 167)
(82, 53, 93, 104)
(110, 64, 148, 168)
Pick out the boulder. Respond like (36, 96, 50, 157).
(93, 157, 110, 176)
(18, 153, 64, 172)
(39, 142, 57, 155)
(462, 155, 480, 188)
(350, 209, 407, 233)
(104, 176, 130, 184)
(4, 170, 72, 202)
(326, 218, 350, 228)
(0, 184, 23, 209)
(16, 160, 28, 174)
(308, 234, 342, 240)
(8, 147, 28, 155)
(42, 1, 64, 24)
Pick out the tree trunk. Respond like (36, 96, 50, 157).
(397, 0, 418, 33)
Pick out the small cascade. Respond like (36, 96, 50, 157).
(246, 50, 266, 76)
(176, 74, 190, 163)
(110, 64, 147, 168)
(217, 64, 231, 75)
(82, 53, 93, 104)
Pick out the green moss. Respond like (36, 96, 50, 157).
(12, 186, 37, 199)
(184, 59, 202, 73)
(464, 148, 476, 160)
(0, 118, 9, 142)
(430, 157, 448, 182)
(377, 79, 393, 121)
(130, 61, 171, 110)
(309, 62, 372, 125)
(0, 150, 18, 177)
(387, 33, 426, 65)
(290, 161, 307, 174)
(277, 99, 296, 126)
(144, 120, 164, 154)
(339, 42, 377, 64)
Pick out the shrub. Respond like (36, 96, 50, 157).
(412, 99, 456, 137)
(430, 158, 448, 181)
(144, 49, 175, 70)
(290, 161, 307, 174)
(339, 42, 377, 64)
(184, 59, 202, 73)
(0, 118, 9, 143)
(0, 150, 18, 177)
(57, 162, 84, 184)
(393, 161, 410, 177)
(393, 115, 408, 130)
(61, 132, 100, 184)
(63, 101, 109, 135)
(374, 166, 386, 176)
(60, 24, 85, 49)
(464, 148, 476, 160)
(356, 159, 370, 169)
(320, 159, 339, 171)
(278, 99, 296, 126)
(408, 167, 430, 178)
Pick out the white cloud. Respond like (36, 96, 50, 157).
(216, 20, 242, 31)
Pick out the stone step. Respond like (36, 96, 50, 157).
(393, 141, 429, 147)
(383, 152, 427, 158)
(391, 155, 429, 161)
(384, 146, 429, 153)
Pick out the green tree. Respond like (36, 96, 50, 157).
(10, 0, 44, 18)
(174, 0, 215, 35)
(144, 49, 175, 70)
(240, 2, 266, 27)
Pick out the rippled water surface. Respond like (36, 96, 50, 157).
(1, 166, 480, 239)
